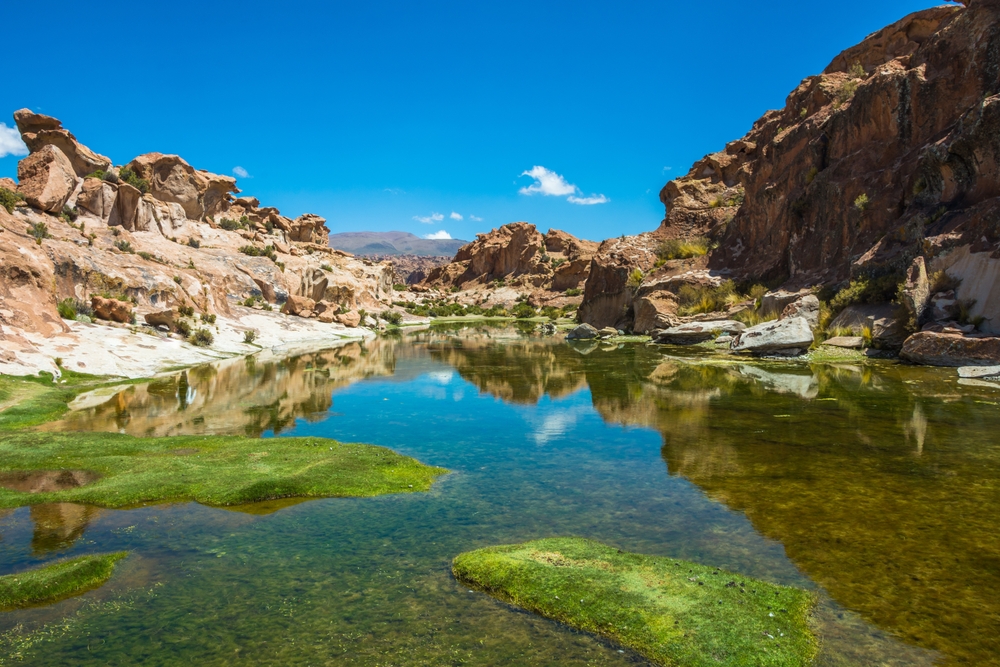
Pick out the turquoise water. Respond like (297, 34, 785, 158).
(2, 325, 998, 665)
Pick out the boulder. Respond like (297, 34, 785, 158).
(13, 109, 112, 177)
(335, 310, 362, 327)
(731, 317, 814, 356)
(288, 214, 330, 245)
(822, 336, 865, 349)
(0, 177, 18, 192)
(91, 296, 132, 323)
(654, 320, 745, 345)
(76, 177, 118, 220)
(761, 290, 810, 317)
(566, 323, 600, 340)
(598, 326, 618, 337)
(781, 295, 820, 329)
(280, 295, 315, 317)
(958, 365, 1000, 379)
(929, 291, 960, 322)
(900, 332, 1000, 367)
(126, 153, 237, 220)
(827, 303, 908, 349)
(16, 145, 77, 212)
(108, 183, 142, 230)
(144, 309, 175, 329)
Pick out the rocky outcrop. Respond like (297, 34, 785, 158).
(287, 213, 330, 244)
(420, 223, 597, 302)
(13, 109, 111, 177)
(91, 296, 132, 323)
(900, 331, 1000, 366)
(126, 153, 238, 221)
(16, 145, 77, 212)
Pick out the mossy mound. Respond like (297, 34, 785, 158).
(0, 432, 447, 510)
(453, 538, 817, 667)
(0, 552, 128, 611)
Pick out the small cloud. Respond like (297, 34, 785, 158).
(449, 212, 463, 220)
(663, 166, 673, 172)
(0, 123, 28, 159)
(383, 187, 404, 195)
(424, 230, 452, 240)
(469, 215, 483, 222)
(519, 166, 577, 197)
(413, 212, 444, 224)
(232, 166, 251, 178)
(567, 194, 609, 205)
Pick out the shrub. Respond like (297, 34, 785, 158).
(103, 170, 119, 184)
(57, 298, 77, 320)
(805, 167, 819, 184)
(190, 328, 214, 347)
(187, 238, 201, 249)
(512, 302, 536, 319)
(450, 285, 461, 293)
(174, 320, 192, 337)
(0, 188, 25, 213)
(322, 264, 334, 272)
(564, 288, 582, 296)
(114, 240, 134, 253)
(243, 330, 257, 344)
(118, 167, 149, 194)
(829, 274, 903, 313)
(27, 221, 50, 244)
(392, 283, 406, 291)
(848, 61, 866, 79)
(484, 304, 508, 317)
(380, 310, 403, 326)
(929, 270, 960, 294)
(173, 275, 182, 284)
(357, 309, 367, 324)
(200, 313, 216, 324)
(138, 251, 153, 261)
(178, 305, 195, 317)
(656, 237, 710, 261)
(854, 193, 870, 211)
(626, 268, 644, 289)
(239, 245, 278, 261)
(676, 280, 743, 316)
(85, 170, 106, 181)
(219, 218, 241, 231)
(264, 219, 274, 233)
(835, 79, 859, 107)
(59, 205, 79, 223)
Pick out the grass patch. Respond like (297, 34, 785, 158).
(656, 237, 711, 261)
(0, 553, 127, 611)
(0, 431, 447, 510)
(453, 537, 816, 667)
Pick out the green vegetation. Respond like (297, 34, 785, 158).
(512, 302, 537, 319)
(453, 538, 816, 667)
(239, 244, 278, 262)
(27, 221, 50, 244)
(190, 328, 214, 347)
(219, 217, 243, 231)
(0, 187, 25, 213)
(828, 274, 901, 314)
(564, 287, 582, 297)
(200, 313, 216, 324)
(178, 305, 195, 317)
(656, 237, 711, 261)
(58, 205, 78, 223)
(380, 311, 403, 326)
(392, 283, 405, 290)
(117, 167, 149, 194)
(243, 330, 257, 344)
(186, 237, 201, 249)
(677, 280, 761, 318)
(56, 299, 77, 320)
(137, 251, 154, 261)
(854, 193, 870, 211)
(0, 553, 128, 611)
(113, 240, 134, 254)
(173, 275, 182, 284)
(626, 268, 644, 289)
(174, 320, 192, 337)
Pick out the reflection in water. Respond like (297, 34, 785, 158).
(39, 325, 1000, 665)
(29, 503, 99, 555)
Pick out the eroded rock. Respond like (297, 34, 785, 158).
(14, 108, 111, 177)
(16, 145, 77, 212)
(91, 296, 133, 323)
(654, 320, 745, 345)
(731, 317, 814, 356)
(900, 332, 1000, 367)
(566, 323, 599, 340)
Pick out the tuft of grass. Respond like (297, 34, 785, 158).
(0, 187, 25, 213)
(626, 268, 644, 289)
(190, 328, 214, 347)
(676, 280, 743, 316)
(657, 237, 710, 261)
(453, 538, 817, 667)
(113, 240, 134, 254)
(0, 553, 128, 611)
(854, 193, 870, 211)
(243, 330, 257, 344)
(27, 221, 50, 244)
(564, 287, 582, 297)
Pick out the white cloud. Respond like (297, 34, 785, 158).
(469, 215, 483, 222)
(424, 230, 452, 240)
(0, 123, 28, 159)
(449, 212, 463, 220)
(413, 212, 444, 224)
(519, 166, 577, 196)
(232, 166, 251, 178)
(567, 194, 609, 205)
(427, 370, 454, 384)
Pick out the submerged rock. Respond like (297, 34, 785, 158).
(957, 365, 1000, 379)
(822, 336, 865, 349)
(731, 317, 813, 356)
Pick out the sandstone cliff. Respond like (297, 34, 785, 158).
(0, 110, 393, 377)
(580, 1, 1000, 339)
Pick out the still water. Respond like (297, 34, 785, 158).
(2, 324, 998, 665)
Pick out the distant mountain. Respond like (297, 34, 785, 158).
(329, 231, 467, 257)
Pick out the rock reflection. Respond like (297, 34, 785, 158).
(29, 503, 99, 555)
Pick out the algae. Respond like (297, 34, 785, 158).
(453, 537, 817, 667)
(0, 552, 127, 611)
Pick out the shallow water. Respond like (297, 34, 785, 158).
(3, 325, 999, 665)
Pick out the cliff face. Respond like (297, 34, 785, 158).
(580, 0, 1000, 334)
(0, 110, 393, 376)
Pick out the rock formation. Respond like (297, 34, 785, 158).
(0, 111, 394, 377)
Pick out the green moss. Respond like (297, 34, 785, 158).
(0, 431, 446, 510)
(0, 553, 128, 611)
(453, 537, 817, 667)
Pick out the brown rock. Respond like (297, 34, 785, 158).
(108, 183, 142, 231)
(91, 296, 132, 323)
(13, 109, 112, 177)
(126, 153, 237, 220)
(828, 303, 909, 349)
(335, 310, 362, 327)
(781, 295, 820, 329)
(0, 177, 17, 192)
(144, 309, 175, 329)
(280, 295, 316, 317)
(76, 177, 118, 220)
(899, 256, 931, 326)
(288, 214, 330, 245)
(822, 336, 865, 349)
(16, 145, 77, 212)
(900, 332, 1000, 366)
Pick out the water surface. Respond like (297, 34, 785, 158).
(3, 325, 999, 665)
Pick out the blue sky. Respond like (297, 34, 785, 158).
(1, 0, 951, 242)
